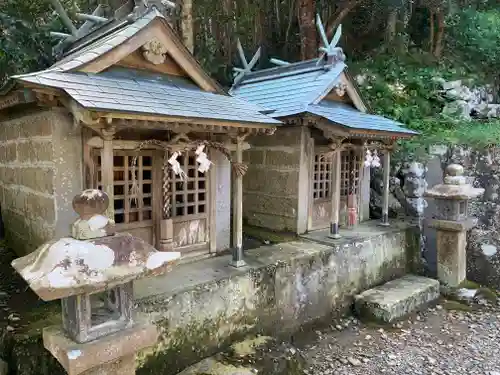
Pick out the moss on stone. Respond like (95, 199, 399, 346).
(137, 315, 262, 375)
(458, 280, 481, 290)
(243, 225, 297, 244)
(443, 300, 474, 312)
(230, 336, 272, 357)
(476, 286, 498, 302)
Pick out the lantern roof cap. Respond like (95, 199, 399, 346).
(425, 163, 484, 200)
(12, 233, 180, 301)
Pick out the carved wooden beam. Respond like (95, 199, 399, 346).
(0, 90, 36, 110)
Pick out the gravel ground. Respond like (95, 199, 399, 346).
(302, 301, 500, 375)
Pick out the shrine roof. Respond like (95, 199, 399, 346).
(231, 59, 346, 118)
(231, 58, 416, 136)
(307, 101, 418, 135)
(14, 69, 280, 124)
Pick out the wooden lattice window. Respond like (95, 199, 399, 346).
(94, 150, 153, 224)
(340, 149, 361, 196)
(166, 151, 207, 218)
(313, 154, 332, 200)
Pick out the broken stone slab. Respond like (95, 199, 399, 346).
(354, 275, 440, 323)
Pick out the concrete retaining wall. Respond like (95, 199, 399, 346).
(135, 226, 417, 374)
(0, 109, 81, 255)
(242, 127, 303, 232)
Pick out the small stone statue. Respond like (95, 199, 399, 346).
(71, 189, 115, 240)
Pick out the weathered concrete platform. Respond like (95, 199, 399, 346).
(133, 221, 419, 375)
(354, 275, 440, 323)
(2, 222, 419, 375)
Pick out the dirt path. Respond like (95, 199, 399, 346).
(301, 302, 500, 375)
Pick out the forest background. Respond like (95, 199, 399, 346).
(1, 0, 500, 159)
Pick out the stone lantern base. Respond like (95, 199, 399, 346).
(426, 217, 477, 287)
(43, 322, 158, 375)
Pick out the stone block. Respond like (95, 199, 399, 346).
(243, 149, 265, 165)
(19, 113, 52, 138)
(243, 193, 297, 218)
(4, 123, 19, 141)
(3, 209, 29, 237)
(30, 218, 55, 246)
(244, 169, 299, 196)
(244, 211, 297, 232)
(265, 150, 301, 167)
(20, 167, 54, 194)
(43, 323, 158, 375)
(4, 143, 16, 162)
(247, 127, 302, 147)
(354, 275, 440, 323)
(436, 230, 466, 286)
(3, 167, 18, 185)
(18, 141, 53, 163)
(26, 193, 56, 222)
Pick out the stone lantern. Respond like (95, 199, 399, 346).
(425, 164, 484, 287)
(11, 189, 181, 375)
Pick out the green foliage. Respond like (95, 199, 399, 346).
(351, 48, 500, 161)
(447, 8, 500, 84)
(0, 0, 77, 86)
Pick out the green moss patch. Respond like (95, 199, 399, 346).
(442, 300, 474, 312)
(458, 280, 481, 290)
(243, 225, 297, 244)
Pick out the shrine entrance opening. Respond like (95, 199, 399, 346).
(91, 148, 210, 256)
(308, 146, 363, 231)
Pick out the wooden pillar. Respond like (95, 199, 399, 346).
(329, 149, 342, 239)
(101, 127, 115, 220)
(381, 149, 391, 226)
(230, 136, 245, 268)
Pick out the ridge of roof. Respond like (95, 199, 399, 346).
(236, 58, 325, 86)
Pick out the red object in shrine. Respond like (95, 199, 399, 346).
(347, 194, 357, 227)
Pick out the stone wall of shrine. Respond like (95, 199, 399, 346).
(0, 108, 82, 255)
(242, 126, 304, 232)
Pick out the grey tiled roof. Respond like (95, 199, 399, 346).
(15, 70, 280, 124)
(231, 60, 346, 118)
(11, 10, 160, 80)
(231, 58, 416, 135)
(308, 101, 418, 135)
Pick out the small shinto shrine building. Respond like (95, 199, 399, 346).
(0, 1, 279, 261)
(230, 18, 417, 237)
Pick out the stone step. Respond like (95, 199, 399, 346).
(354, 275, 440, 323)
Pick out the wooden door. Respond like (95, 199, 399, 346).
(309, 153, 333, 230)
(339, 149, 362, 227)
(166, 150, 210, 255)
(93, 150, 158, 245)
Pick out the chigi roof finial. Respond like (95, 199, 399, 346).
(316, 14, 346, 66)
(232, 39, 261, 86)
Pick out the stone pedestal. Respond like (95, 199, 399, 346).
(43, 323, 158, 375)
(425, 164, 484, 287)
(426, 218, 476, 286)
(11, 189, 180, 375)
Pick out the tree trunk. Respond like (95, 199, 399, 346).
(429, 10, 434, 53)
(298, 0, 317, 60)
(385, 9, 398, 45)
(325, 0, 362, 39)
(433, 9, 444, 58)
(181, 0, 194, 53)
